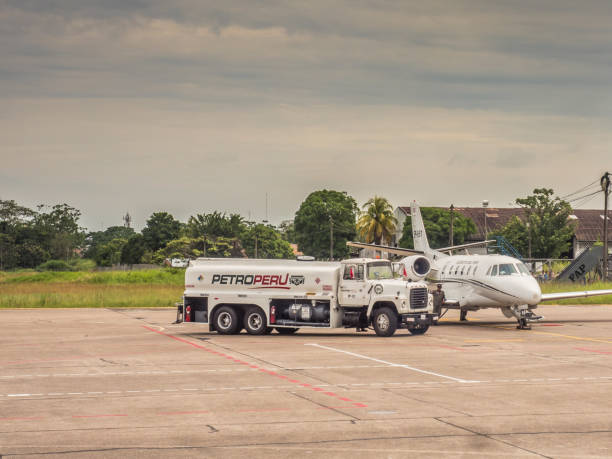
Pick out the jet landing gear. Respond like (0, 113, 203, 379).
(505, 305, 543, 330)
(459, 309, 468, 321)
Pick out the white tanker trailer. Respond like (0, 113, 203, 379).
(177, 256, 437, 337)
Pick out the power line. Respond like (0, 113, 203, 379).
(566, 189, 602, 204)
(571, 193, 600, 208)
(560, 179, 601, 200)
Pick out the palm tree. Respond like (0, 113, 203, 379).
(356, 196, 397, 245)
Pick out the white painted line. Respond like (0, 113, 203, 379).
(305, 343, 476, 383)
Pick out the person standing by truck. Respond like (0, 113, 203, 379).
(431, 283, 445, 324)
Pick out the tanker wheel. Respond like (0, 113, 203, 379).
(244, 307, 269, 335)
(408, 324, 429, 335)
(214, 306, 239, 335)
(275, 327, 299, 335)
(372, 307, 397, 337)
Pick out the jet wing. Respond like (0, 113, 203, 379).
(540, 289, 612, 302)
(346, 241, 424, 256)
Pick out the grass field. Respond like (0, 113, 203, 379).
(0, 269, 183, 308)
(1, 269, 611, 308)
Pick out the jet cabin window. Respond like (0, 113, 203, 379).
(490, 265, 498, 276)
(343, 264, 364, 280)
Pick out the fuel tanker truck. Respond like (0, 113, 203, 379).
(177, 256, 437, 337)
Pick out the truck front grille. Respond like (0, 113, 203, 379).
(410, 288, 428, 309)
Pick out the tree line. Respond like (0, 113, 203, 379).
(0, 188, 576, 270)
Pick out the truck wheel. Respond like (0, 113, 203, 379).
(244, 307, 268, 335)
(372, 307, 397, 337)
(408, 324, 429, 335)
(214, 306, 239, 335)
(275, 327, 299, 335)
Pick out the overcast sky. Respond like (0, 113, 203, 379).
(2, 0, 612, 230)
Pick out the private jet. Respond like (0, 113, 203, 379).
(348, 201, 612, 329)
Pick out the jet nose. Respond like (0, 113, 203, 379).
(523, 277, 542, 304)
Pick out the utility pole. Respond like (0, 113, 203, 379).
(254, 234, 258, 259)
(602, 172, 610, 280)
(482, 200, 489, 242)
(329, 215, 334, 261)
(527, 221, 532, 259)
(449, 204, 455, 246)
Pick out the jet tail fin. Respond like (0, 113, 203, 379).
(410, 201, 431, 253)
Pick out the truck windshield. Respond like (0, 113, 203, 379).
(367, 262, 394, 280)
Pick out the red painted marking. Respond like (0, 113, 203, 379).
(316, 406, 364, 410)
(435, 344, 467, 351)
(576, 347, 612, 355)
(157, 410, 209, 416)
(338, 397, 353, 402)
(352, 403, 368, 408)
(249, 365, 259, 369)
(72, 414, 127, 418)
(142, 326, 368, 407)
(142, 326, 209, 350)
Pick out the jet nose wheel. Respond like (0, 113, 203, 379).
(517, 318, 531, 330)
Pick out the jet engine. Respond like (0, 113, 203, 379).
(398, 256, 431, 281)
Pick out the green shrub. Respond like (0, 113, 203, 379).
(37, 260, 73, 271)
(69, 258, 96, 271)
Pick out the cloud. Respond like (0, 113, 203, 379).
(2, 1, 612, 229)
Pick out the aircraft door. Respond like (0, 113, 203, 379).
(338, 264, 367, 306)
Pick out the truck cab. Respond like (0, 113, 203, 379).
(337, 258, 436, 336)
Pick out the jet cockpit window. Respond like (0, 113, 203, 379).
(454, 266, 459, 275)
(473, 266, 478, 276)
(485, 266, 491, 275)
(367, 262, 394, 280)
(490, 265, 498, 276)
(498, 263, 517, 276)
(460, 266, 465, 275)
(516, 263, 530, 275)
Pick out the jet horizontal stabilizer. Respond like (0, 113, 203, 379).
(346, 241, 424, 256)
(436, 240, 497, 253)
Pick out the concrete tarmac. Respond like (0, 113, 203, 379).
(0, 305, 611, 458)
